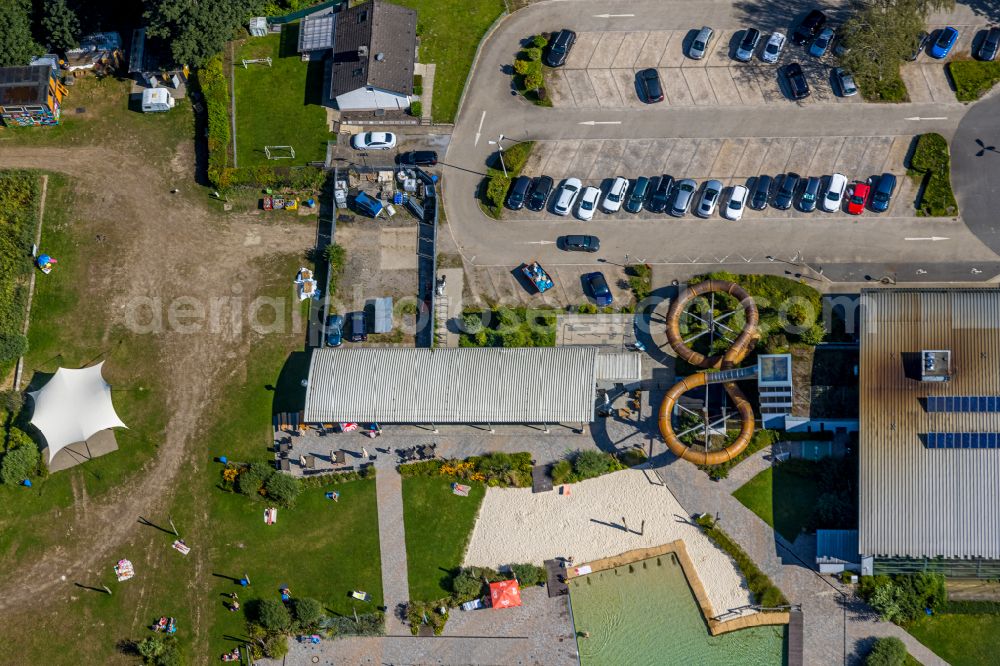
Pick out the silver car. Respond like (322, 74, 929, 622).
(762, 31, 786, 64)
(696, 180, 723, 218)
(670, 179, 698, 216)
(689, 27, 714, 60)
(553, 178, 582, 216)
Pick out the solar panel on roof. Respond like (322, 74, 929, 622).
(923, 396, 1000, 412)
(922, 432, 1000, 449)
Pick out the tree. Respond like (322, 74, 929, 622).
(0, 0, 41, 67)
(524, 62, 544, 91)
(292, 597, 324, 630)
(0, 333, 28, 365)
(838, 0, 928, 100)
(264, 472, 301, 507)
(143, 0, 253, 67)
(866, 636, 908, 666)
(451, 568, 484, 601)
(42, 0, 81, 52)
(1, 434, 40, 485)
(256, 598, 291, 632)
(237, 461, 273, 497)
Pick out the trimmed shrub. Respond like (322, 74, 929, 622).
(264, 472, 302, 507)
(409, 101, 422, 117)
(696, 514, 788, 608)
(866, 636, 908, 666)
(237, 461, 274, 497)
(513, 58, 531, 75)
(909, 133, 958, 217)
(511, 563, 546, 586)
(532, 34, 548, 48)
(321, 612, 384, 637)
(0, 332, 27, 364)
(292, 597, 324, 630)
(949, 60, 1000, 102)
(525, 47, 542, 62)
(256, 598, 291, 632)
(264, 634, 288, 659)
(1, 435, 39, 485)
(451, 569, 485, 602)
(550, 459, 572, 485)
(486, 173, 511, 209)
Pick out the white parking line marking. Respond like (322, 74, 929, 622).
(905, 116, 948, 120)
(593, 13, 635, 18)
(578, 120, 622, 125)
(905, 237, 950, 241)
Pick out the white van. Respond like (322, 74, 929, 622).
(141, 88, 176, 113)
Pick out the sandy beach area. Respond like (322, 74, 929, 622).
(463, 468, 753, 616)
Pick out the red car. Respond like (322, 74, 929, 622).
(847, 181, 870, 215)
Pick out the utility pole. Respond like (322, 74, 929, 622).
(488, 134, 508, 177)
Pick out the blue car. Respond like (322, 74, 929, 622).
(583, 272, 613, 307)
(809, 28, 834, 57)
(325, 314, 344, 347)
(929, 27, 958, 59)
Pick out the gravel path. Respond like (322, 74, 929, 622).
(375, 462, 411, 636)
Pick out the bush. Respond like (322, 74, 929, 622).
(237, 461, 274, 497)
(136, 635, 181, 666)
(511, 563, 546, 586)
(406, 601, 449, 635)
(325, 243, 346, 296)
(525, 47, 542, 62)
(486, 173, 511, 209)
(1, 434, 39, 485)
(292, 597, 324, 630)
(531, 34, 548, 48)
(866, 636, 908, 666)
(1, 389, 24, 414)
(617, 447, 648, 467)
(627, 264, 652, 303)
(409, 101, 422, 117)
(524, 67, 543, 90)
(264, 633, 288, 659)
(909, 133, 958, 218)
(700, 429, 779, 480)
(949, 60, 1000, 102)
(550, 459, 572, 485)
(451, 569, 485, 602)
(696, 514, 788, 608)
(573, 450, 619, 479)
(196, 55, 231, 188)
(0, 333, 27, 364)
(256, 598, 292, 633)
(513, 58, 531, 75)
(858, 573, 946, 624)
(321, 612, 384, 637)
(264, 470, 302, 507)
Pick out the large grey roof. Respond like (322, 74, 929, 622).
(304, 347, 599, 423)
(859, 289, 1000, 559)
(329, 0, 416, 98)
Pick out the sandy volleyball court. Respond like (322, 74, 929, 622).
(463, 469, 753, 615)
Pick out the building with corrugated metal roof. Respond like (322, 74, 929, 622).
(860, 289, 1000, 577)
(304, 347, 641, 425)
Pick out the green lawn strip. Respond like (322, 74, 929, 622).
(949, 60, 1000, 102)
(393, 0, 506, 123)
(906, 613, 1000, 666)
(732, 466, 819, 542)
(908, 133, 958, 217)
(481, 140, 535, 219)
(0, 173, 169, 574)
(233, 28, 331, 167)
(402, 476, 485, 601)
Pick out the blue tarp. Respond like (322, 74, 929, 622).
(354, 192, 383, 218)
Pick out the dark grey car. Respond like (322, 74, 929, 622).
(870, 173, 897, 212)
(798, 176, 821, 212)
(749, 175, 772, 210)
(625, 177, 651, 213)
(545, 29, 576, 67)
(774, 173, 801, 210)
(560, 235, 600, 252)
(670, 179, 697, 216)
(979, 27, 1000, 61)
(506, 175, 531, 210)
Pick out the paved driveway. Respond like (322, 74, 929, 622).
(901, 23, 994, 103)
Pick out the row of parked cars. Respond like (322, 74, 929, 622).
(510, 172, 898, 219)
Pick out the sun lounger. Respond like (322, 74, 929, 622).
(279, 458, 290, 472)
(452, 483, 471, 497)
(172, 540, 191, 555)
(305, 454, 316, 469)
(351, 590, 371, 602)
(264, 507, 277, 525)
(114, 559, 135, 581)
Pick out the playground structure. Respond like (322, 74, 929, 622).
(658, 280, 760, 465)
(264, 145, 295, 160)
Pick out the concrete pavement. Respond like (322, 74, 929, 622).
(440, 0, 1000, 284)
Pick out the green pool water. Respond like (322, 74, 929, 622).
(568, 554, 787, 666)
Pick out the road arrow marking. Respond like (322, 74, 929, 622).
(904, 236, 950, 241)
(593, 13, 635, 18)
(578, 120, 623, 126)
(474, 111, 486, 146)
(905, 116, 948, 121)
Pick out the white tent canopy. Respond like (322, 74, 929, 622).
(29, 363, 127, 462)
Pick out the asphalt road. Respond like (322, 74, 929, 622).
(952, 88, 1000, 256)
(439, 0, 1000, 284)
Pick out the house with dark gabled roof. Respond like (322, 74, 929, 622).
(297, 0, 416, 113)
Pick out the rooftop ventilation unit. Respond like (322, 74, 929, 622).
(921, 349, 951, 382)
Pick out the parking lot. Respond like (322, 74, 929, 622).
(513, 134, 916, 220)
(902, 23, 988, 103)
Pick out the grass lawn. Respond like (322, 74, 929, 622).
(907, 613, 1000, 665)
(402, 476, 485, 601)
(393, 0, 506, 122)
(732, 466, 819, 542)
(234, 25, 331, 167)
(949, 60, 1000, 102)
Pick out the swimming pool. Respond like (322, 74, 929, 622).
(568, 553, 787, 666)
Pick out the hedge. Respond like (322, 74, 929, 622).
(909, 133, 958, 217)
(398, 451, 533, 487)
(551, 450, 624, 484)
(196, 55, 231, 189)
(481, 142, 534, 219)
(695, 514, 789, 608)
(949, 60, 1000, 102)
(321, 612, 384, 637)
(0, 171, 39, 367)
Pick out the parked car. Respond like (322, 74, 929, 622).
(907, 31, 931, 60)
(774, 172, 801, 210)
(351, 131, 396, 150)
(583, 272, 613, 306)
(723, 185, 749, 221)
(696, 180, 723, 217)
(736, 28, 761, 62)
(526, 175, 553, 211)
(820, 173, 848, 212)
(647, 175, 674, 213)
(792, 9, 826, 46)
(930, 27, 959, 59)
(833, 28, 853, 57)
(798, 176, 822, 212)
(979, 27, 1000, 61)
(553, 178, 582, 216)
(834, 67, 858, 97)
(689, 26, 714, 60)
(847, 181, 870, 215)
(749, 175, 772, 210)
(762, 31, 786, 63)
(670, 179, 697, 216)
(560, 235, 600, 252)
(625, 177, 651, 213)
(396, 150, 438, 166)
(325, 314, 344, 347)
(576, 186, 601, 220)
(348, 311, 367, 342)
(603, 177, 629, 213)
(506, 175, 532, 210)
(638, 68, 664, 103)
(870, 173, 897, 213)
(809, 27, 835, 57)
(545, 29, 577, 67)
(784, 62, 810, 99)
